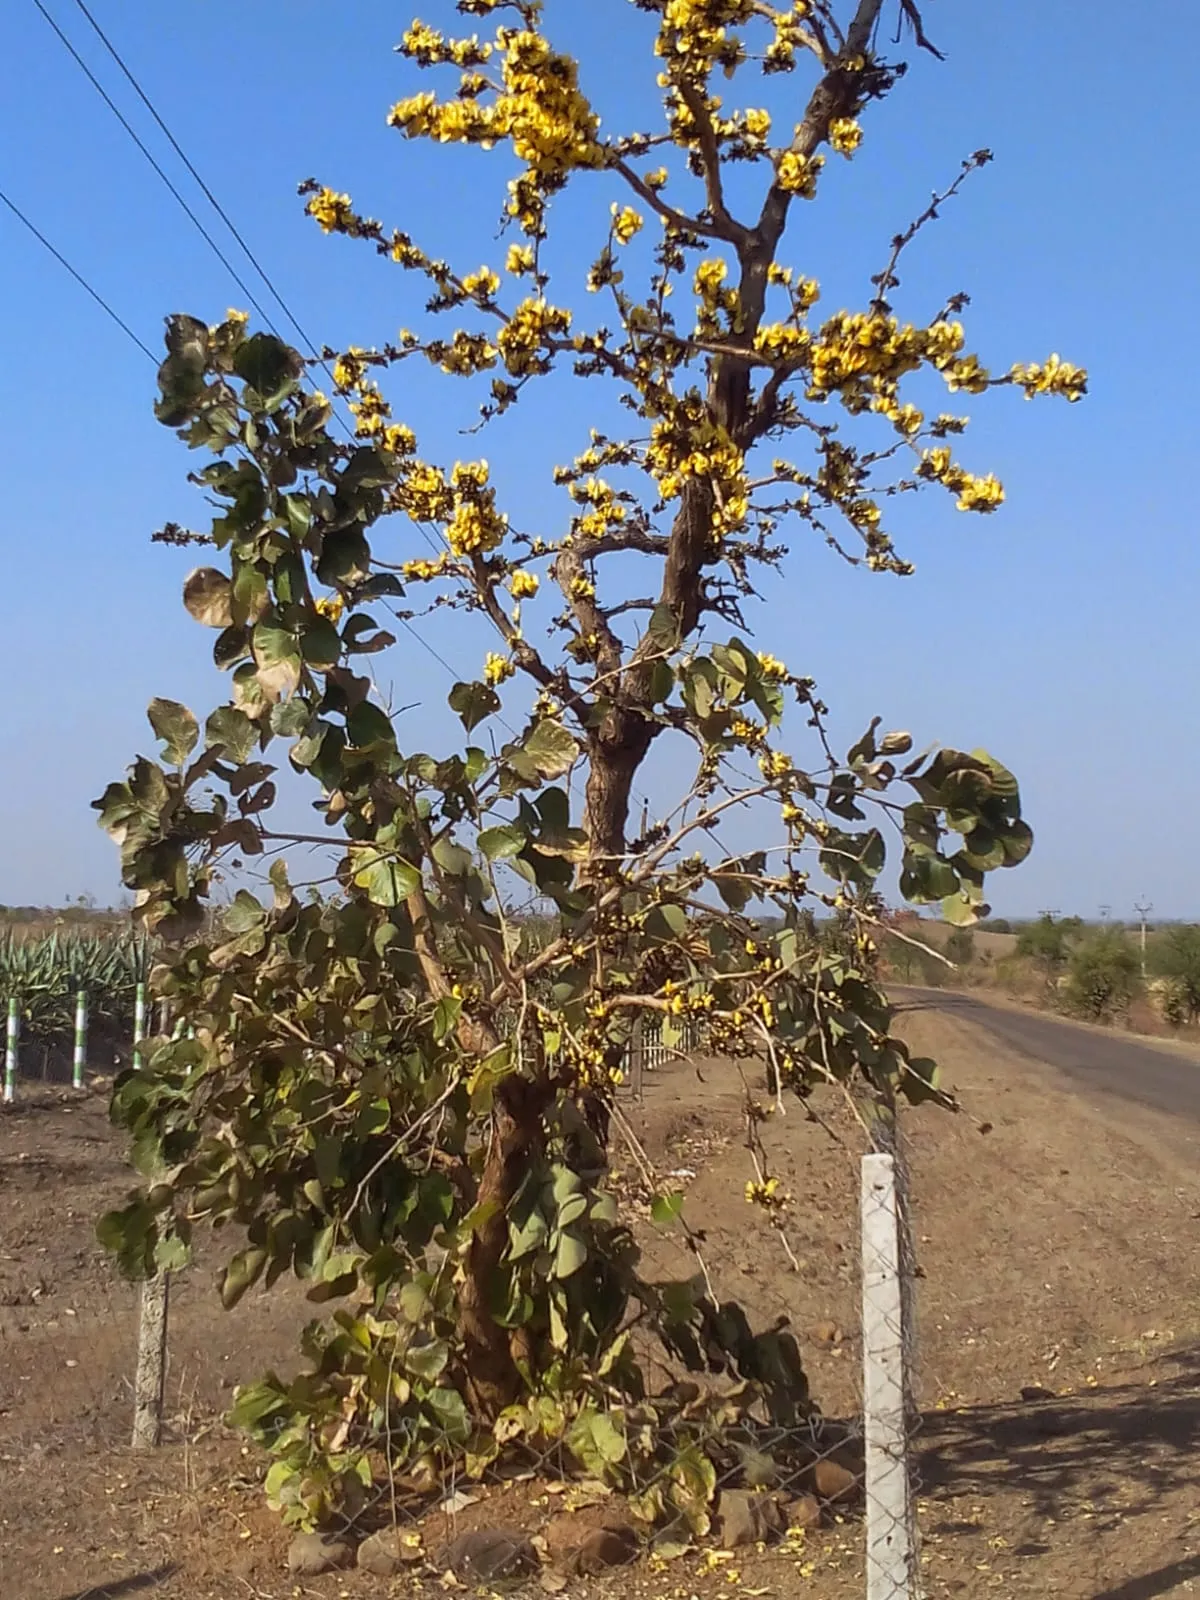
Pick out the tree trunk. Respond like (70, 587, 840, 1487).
(458, 1075, 548, 1417)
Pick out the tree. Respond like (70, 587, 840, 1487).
(1150, 925, 1200, 1023)
(94, 0, 1082, 1533)
(1066, 929, 1140, 1021)
(1016, 913, 1080, 988)
(944, 928, 974, 967)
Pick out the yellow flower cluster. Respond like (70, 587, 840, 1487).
(348, 385, 390, 436)
(765, 3, 812, 72)
(389, 26, 602, 234)
(648, 406, 749, 534)
(426, 330, 500, 376)
(568, 475, 629, 540)
(729, 716, 765, 746)
(756, 652, 787, 679)
(918, 448, 1005, 513)
(611, 204, 644, 245)
(398, 460, 454, 524)
(382, 422, 417, 456)
(314, 595, 345, 624)
(754, 322, 810, 362)
(505, 243, 536, 276)
(497, 296, 572, 376)
(745, 1176, 787, 1211)
(402, 555, 449, 582)
(483, 652, 515, 686)
(507, 569, 539, 599)
(1010, 354, 1088, 402)
(828, 116, 863, 156)
(307, 188, 355, 234)
(759, 749, 791, 779)
(776, 149, 823, 197)
(400, 20, 492, 68)
(461, 266, 501, 300)
(808, 312, 970, 398)
(657, 0, 755, 70)
(332, 347, 371, 391)
(446, 460, 508, 555)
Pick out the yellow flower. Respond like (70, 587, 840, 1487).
(829, 117, 863, 156)
(307, 187, 355, 234)
(462, 266, 501, 299)
(776, 149, 823, 197)
(484, 652, 515, 686)
(506, 243, 536, 276)
(314, 594, 345, 624)
(508, 570, 539, 599)
(611, 204, 644, 244)
(756, 652, 787, 679)
(1010, 353, 1088, 402)
(225, 307, 249, 326)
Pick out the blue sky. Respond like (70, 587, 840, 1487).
(1, 1, 1195, 919)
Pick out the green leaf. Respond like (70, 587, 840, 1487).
(300, 617, 341, 669)
(147, 698, 199, 766)
(351, 848, 422, 906)
(553, 1229, 588, 1279)
(650, 1191, 685, 1226)
(284, 495, 313, 539)
(404, 1338, 449, 1383)
(220, 1246, 268, 1309)
(566, 1408, 627, 1477)
(317, 527, 371, 587)
(225, 890, 266, 934)
(205, 705, 258, 762)
(252, 624, 302, 702)
(432, 994, 462, 1042)
(520, 719, 580, 779)
(233, 333, 301, 408)
(478, 823, 526, 862)
(432, 838, 474, 876)
(183, 567, 234, 628)
(425, 1386, 470, 1444)
(346, 700, 396, 750)
(449, 680, 501, 733)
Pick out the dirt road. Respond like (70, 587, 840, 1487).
(894, 986, 1200, 1122)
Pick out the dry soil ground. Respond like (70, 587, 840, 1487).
(2, 1002, 1199, 1600)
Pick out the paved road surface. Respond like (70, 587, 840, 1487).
(892, 987, 1200, 1122)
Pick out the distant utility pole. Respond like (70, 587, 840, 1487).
(1098, 904, 1111, 923)
(1133, 898, 1154, 977)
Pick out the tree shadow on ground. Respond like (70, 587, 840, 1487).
(57, 1567, 177, 1600)
(918, 1356, 1200, 1596)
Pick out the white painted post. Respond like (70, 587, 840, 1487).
(4, 998, 17, 1104)
(73, 990, 88, 1090)
(862, 1152, 917, 1600)
(132, 997, 172, 1448)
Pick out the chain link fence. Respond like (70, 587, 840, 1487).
(1, 1025, 923, 1598)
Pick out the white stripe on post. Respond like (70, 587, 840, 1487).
(4, 998, 18, 1104)
(73, 990, 88, 1090)
(133, 982, 147, 1070)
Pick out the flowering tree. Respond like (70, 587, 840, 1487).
(96, 0, 1083, 1532)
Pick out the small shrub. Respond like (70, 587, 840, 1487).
(1065, 930, 1141, 1021)
(1149, 926, 1200, 1022)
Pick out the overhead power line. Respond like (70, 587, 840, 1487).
(0, 184, 155, 361)
(32, 0, 279, 333)
(63, 0, 325, 364)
